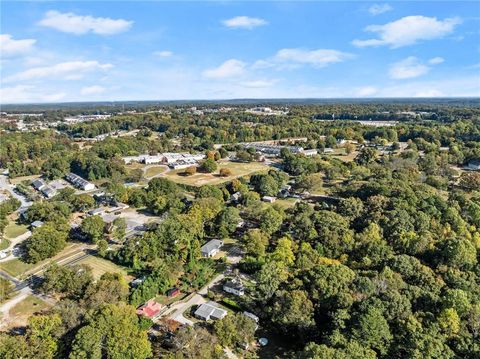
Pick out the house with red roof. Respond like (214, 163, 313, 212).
(136, 299, 163, 320)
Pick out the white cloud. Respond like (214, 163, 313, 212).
(153, 50, 173, 58)
(352, 15, 461, 48)
(0, 34, 36, 57)
(39, 10, 133, 35)
(4, 60, 113, 82)
(81, 85, 106, 95)
(254, 48, 354, 69)
(389, 57, 430, 79)
(368, 4, 393, 16)
(355, 86, 379, 97)
(428, 57, 444, 65)
(0, 85, 66, 103)
(222, 16, 267, 29)
(202, 59, 246, 79)
(239, 79, 278, 88)
(415, 89, 444, 97)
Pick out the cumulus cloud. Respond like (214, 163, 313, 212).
(389, 57, 430, 79)
(202, 59, 246, 78)
(429, 57, 444, 65)
(4, 60, 113, 82)
(222, 16, 267, 29)
(239, 79, 278, 88)
(368, 4, 393, 15)
(0, 85, 66, 104)
(80, 85, 106, 95)
(153, 50, 173, 58)
(254, 48, 354, 69)
(39, 10, 133, 35)
(0, 34, 36, 57)
(352, 15, 461, 48)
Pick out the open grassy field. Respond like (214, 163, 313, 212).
(4, 222, 29, 239)
(76, 256, 132, 281)
(144, 165, 168, 178)
(165, 161, 270, 187)
(0, 238, 10, 251)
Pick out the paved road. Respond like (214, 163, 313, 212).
(0, 174, 33, 209)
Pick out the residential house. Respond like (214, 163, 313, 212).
(200, 239, 224, 258)
(194, 302, 227, 321)
(136, 299, 163, 320)
(32, 179, 46, 190)
(41, 186, 57, 199)
(303, 149, 318, 156)
(30, 220, 44, 229)
(223, 280, 245, 296)
(262, 196, 276, 203)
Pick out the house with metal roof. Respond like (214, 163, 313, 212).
(32, 179, 46, 190)
(200, 239, 224, 258)
(41, 186, 57, 199)
(194, 301, 227, 321)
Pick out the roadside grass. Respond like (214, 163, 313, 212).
(144, 165, 168, 178)
(0, 243, 84, 279)
(0, 259, 34, 278)
(0, 238, 10, 251)
(165, 161, 270, 187)
(4, 223, 29, 239)
(75, 256, 132, 281)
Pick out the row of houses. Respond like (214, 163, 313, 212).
(32, 179, 57, 199)
(65, 173, 95, 191)
(123, 152, 206, 168)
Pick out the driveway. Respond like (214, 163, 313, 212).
(0, 231, 32, 262)
(0, 174, 33, 209)
(164, 293, 206, 326)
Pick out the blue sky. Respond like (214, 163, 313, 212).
(1, 1, 479, 103)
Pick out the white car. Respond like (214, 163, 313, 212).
(0, 251, 8, 259)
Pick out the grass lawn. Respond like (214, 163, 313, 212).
(4, 222, 29, 239)
(76, 256, 132, 281)
(0, 259, 34, 278)
(144, 165, 168, 178)
(10, 295, 51, 317)
(165, 161, 270, 187)
(0, 238, 11, 251)
(9, 175, 41, 185)
(274, 198, 299, 209)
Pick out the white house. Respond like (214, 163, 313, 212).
(201, 239, 224, 258)
(223, 280, 245, 296)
